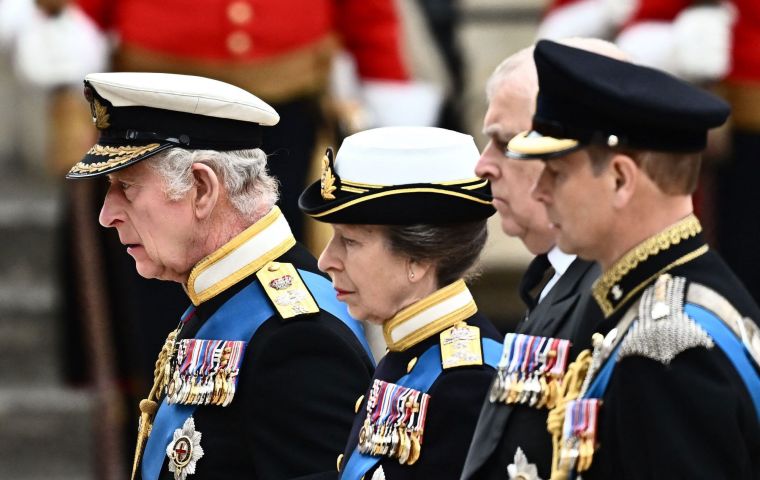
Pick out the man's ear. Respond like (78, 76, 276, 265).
(609, 153, 638, 209)
(190, 163, 220, 220)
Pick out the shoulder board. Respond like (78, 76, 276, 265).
(256, 261, 320, 319)
(439, 322, 483, 370)
(617, 274, 714, 365)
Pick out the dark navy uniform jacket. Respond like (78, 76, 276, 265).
(140, 208, 374, 480)
(337, 281, 502, 480)
(461, 255, 601, 480)
(578, 215, 760, 479)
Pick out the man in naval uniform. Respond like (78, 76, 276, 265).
(461, 38, 630, 480)
(65, 72, 375, 480)
(507, 40, 760, 479)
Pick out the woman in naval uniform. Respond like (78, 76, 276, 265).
(299, 126, 503, 480)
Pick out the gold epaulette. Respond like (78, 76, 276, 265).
(440, 322, 483, 370)
(256, 262, 319, 319)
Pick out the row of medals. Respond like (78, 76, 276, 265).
(358, 380, 430, 465)
(162, 339, 245, 407)
(558, 398, 601, 474)
(490, 334, 571, 409)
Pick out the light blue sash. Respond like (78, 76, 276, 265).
(573, 303, 760, 480)
(585, 304, 760, 418)
(142, 270, 371, 479)
(684, 303, 760, 420)
(340, 338, 502, 480)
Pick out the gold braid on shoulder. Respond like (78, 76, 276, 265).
(547, 349, 592, 480)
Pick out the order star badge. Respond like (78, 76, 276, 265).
(166, 417, 204, 480)
(507, 447, 541, 480)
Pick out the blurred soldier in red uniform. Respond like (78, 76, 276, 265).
(75, 0, 409, 240)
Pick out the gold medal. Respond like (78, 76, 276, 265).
(407, 431, 421, 465)
(397, 426, 410, 464)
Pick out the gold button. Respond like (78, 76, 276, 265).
(336, 453, 344, 472)
(354, 394, 364, 413)
(267, 262, 280, 272)
(227, 31, 251, 55)
(227, 1, 253, 25)
(407, 357, 418, 373)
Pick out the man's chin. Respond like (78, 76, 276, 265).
(499, 218, 524, 238)
(133, 263, 163, 281)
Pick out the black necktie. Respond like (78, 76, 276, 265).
(518, 254, 552, 310)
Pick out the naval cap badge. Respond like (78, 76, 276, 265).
(166, 417, 204, 480)
(320, 148, 338, 200)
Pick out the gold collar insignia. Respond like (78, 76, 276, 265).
(383, 280, 478, 352)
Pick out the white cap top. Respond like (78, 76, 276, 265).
(334, 127, 480, 185)
(85, 72, 280, 126)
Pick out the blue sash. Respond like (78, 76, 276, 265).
(585, 304, 760, 419)
(142, 270, 371, 479)
(301, 270, 374, 363)
(340, 338, 502, 480)
(573, 303, 760, 480)
(685, 304, 760, 420)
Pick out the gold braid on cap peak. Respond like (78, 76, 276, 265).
(69, 143, 162, 175)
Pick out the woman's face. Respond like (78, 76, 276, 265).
(318, 224, 420, 324)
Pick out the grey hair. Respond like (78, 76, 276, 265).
(146, 148, 279, 222)
(486, 46, 536, 102)
(382, 221, 489, 288)
(486, 37, 628, 101)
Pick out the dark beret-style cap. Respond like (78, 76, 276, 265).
(507, 39, 731, 159)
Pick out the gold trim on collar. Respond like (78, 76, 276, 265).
(185, 207, 296, 305)
(592, 215, 703, 317)
(383, 280, 478, 352)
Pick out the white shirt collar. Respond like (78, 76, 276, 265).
(538, 246, 577, 303)
(547, 245, 576, 276)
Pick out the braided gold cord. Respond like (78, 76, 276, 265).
(130, 328, 179, 480)
(547, 349, 592, 480)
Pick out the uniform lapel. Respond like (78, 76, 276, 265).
(520, 259, 596, 338)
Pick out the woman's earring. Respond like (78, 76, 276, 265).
(409, 271, 415, 280)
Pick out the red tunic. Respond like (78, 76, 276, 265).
(76, 0, 408, 81)
(624, 0, 760, 84)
